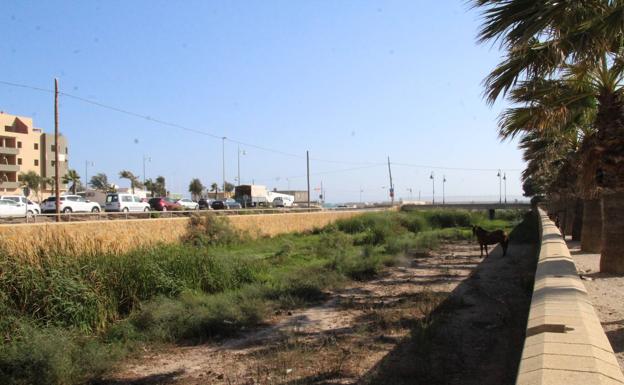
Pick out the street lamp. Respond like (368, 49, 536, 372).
(142, 155, 151, 184)
(430, 172, 435, 204)
(237, 146, 246, 186)
(222, 137, 226, 194)
(359, 186, 363, 203)
(406, 188, 413, 200)
(497, 169, 502, 204)
(442, 175, 447, 205)
(503, 172, 507, 204)
(85, 160, 94, 189)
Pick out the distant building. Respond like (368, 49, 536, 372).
(0, 112, 69, 196)
(275, 190, 309, 204)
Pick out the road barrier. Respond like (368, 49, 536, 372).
(515, 209, 624, 384)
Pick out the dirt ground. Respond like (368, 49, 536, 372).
(105, 239, 536, 385)
(568, 240, 624, 370)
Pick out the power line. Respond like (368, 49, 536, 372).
(0, 79, 524, 172)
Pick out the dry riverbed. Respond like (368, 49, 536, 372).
(106, 240, 536, 385)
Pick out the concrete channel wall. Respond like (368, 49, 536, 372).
(0, 210, 366, 261)
(516, 209, 624, 385)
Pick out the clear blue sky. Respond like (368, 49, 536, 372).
(1, 1, 524, 203)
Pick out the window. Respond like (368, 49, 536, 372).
(133, 196, 142, 202)
(122, 196, 132, 202)
(51, 145, 55, 151)
(34, 159, 39, 166)
(34, 143, 38, 150)
(65, 147, 68, 154)
(17, 141, 22, 148)
(17, 158, 22, 165)
(51, 160, 55, 166)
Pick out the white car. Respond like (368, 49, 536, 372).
(105, 193, 151, 212)
(0, 195, 40, 215)
(176, 198, 199, 210)
(42, 195, 101, 213)
(0, 199, 29, 218)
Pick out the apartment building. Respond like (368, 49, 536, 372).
(0, 111, 68, 197)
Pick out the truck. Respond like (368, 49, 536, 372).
(267, 191, 295, 207)
(234, 185, 269, 207)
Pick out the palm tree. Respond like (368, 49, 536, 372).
(62, 169, 81, 195)
(224, 181, 235, 193)
(188, 178, 204, 200)
(473, 1, 624, 272)
(90, 173, 113, 192)
(18, 171, 42, 200)
(155, 176, 166, 196)
(210, 182, 219, 193)
(119, 170, 143, 194)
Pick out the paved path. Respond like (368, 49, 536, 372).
(568, 239, 624, 371)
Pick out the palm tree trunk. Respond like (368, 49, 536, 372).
(600, 192, 624, 273)
(572, 198, 583, 241)
(581, 199, 602, 253)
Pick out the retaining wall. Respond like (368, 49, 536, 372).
(516, 209, 624, 384)
(0, 210, 365, 261)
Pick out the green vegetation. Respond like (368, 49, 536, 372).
(0, 209, 527, 385)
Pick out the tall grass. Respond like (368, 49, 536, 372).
(0, 208, 528, 385)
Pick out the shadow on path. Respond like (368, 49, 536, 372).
(358, 215, 539, 385)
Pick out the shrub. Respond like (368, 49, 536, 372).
(423, 209, 472, 228)
(185, 214, 242, 247)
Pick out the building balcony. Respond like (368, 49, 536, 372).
(0, 146, 18, 155)
(0, 181, 19, 189)
(0, 164, 19, 172)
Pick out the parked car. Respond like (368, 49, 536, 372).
(148, 197, 182, 211)
(41, 195, 101, 213)
(105, 193, 151, 212)
(0, 195, 40, 215)
(211, 198, 242, 210)
(176, 198, 199, 210)
(198, 198, 213, 210)
(0, 199, 29, 218)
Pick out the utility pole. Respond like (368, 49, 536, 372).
(306, 151, 310, 208)
(387, 156, 394, 205)
(222, 137, 226, 194)
(430, 172, 435, 204)
(359, 186, 363, 203)
(418, 190, 421, 201)
(442, 175, 447, 205)
(320, 180, 324, 204)
(54, 78, 60, 221)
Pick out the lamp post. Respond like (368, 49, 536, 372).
(359, 186, 363, 203)
(222, 137, 226, 194)
(407, 188, 413, 200)
(430, 172, 435, 204)
(442, 175, 447, 205)
(85, 160, 94, 189)
(503, 173, 507, 204)
(142, 155, 151, 184)
(497, 170, 502, 204)
(237, 146, 246, 186)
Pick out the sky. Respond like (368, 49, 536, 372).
(0, 1, 525, 203)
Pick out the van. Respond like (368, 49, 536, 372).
(105, 193, 150, 212)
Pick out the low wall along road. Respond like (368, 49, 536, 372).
(0, 210, 365, 261)
(516, 209, 624, 384)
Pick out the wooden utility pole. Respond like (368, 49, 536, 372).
(387, 156, 394, 205)
(306, 151, 310, 208)
(54, 79, 61, 221)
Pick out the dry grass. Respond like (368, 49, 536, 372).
(0, 211, 366, 261)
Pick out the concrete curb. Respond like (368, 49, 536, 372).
(516, 208, 624, 385)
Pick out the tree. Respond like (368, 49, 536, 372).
(188, 178, 204, 200)
(224, 181, 235, 193)
(119, 170, 143, 194)
(62, 169, 81, 195)
(18, 171, 42, 199)
(473, 0, 624, 272)
(90, 173, 112, 192)
(210, 182, 219, 192)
